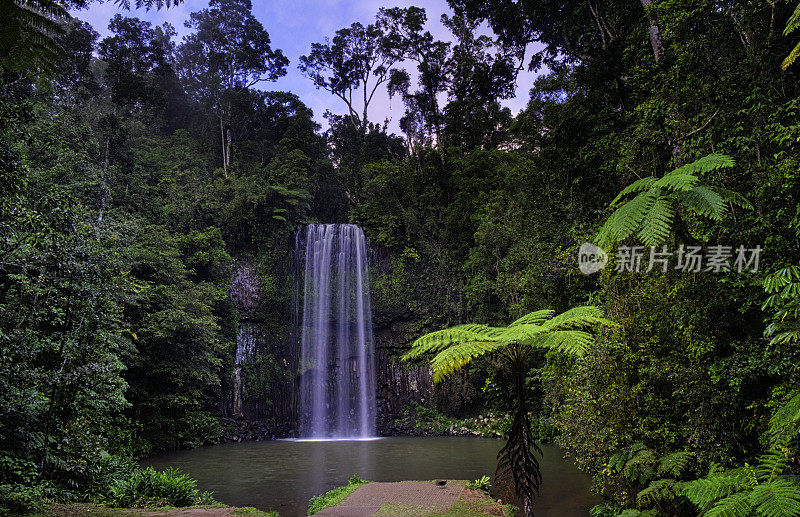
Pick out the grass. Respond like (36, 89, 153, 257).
(372, 493, 516, 517)
(307, 475, 369, 515)
(40, 503, 279, 516)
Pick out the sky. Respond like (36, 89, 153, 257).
(71, 0, 541, 135)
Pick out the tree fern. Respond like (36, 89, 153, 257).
(596, 154, 751, 248)
(403, 306, 615, 516)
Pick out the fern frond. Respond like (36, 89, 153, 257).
(658, 451, 695, 478)
(756, 448, 790, 482)
(540, 305, 608, 330)
(430, 341, 506, 382)
(783, 41, 800, 70)
(684, 471, 750, 510)
(750, 478, 800, 517)
(768, 392, 800, 445)
(610, 176, 657, 206)
(610, 190, 657, 239)
(705, 490, 752, 517)
(672, 154, 736, 176)
(533, 329, 594, 356)
(677, 186, 727, 220)
(452, 323, 506, 338)
(497, 323, 546, 344)
(715, 187, 753, 210)
(639, 197, 675, 246)
(402, 328, 496, 361)
(508, 309, 556, 327)
(652, 173, 699, 192)
(637, 479, 680, 508)
(787, 2, 800, 35)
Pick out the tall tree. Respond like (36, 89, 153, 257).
(299, 20, 400, 133)
(379, 7, 451, 150)
(177, 0, 288, 175)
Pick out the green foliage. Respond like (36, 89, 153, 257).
(763, 266, 800, 347)
(466, 475, 491, 493)
(783, 2, 800, 70)
(109, 466, 209, 508)
(307, 475, 368, 515)
(683, 392, 800, 516)
(596, 154, 751, 247)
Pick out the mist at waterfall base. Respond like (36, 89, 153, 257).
(295, 224, 377, 439)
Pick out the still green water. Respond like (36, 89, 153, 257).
(144, 436, 599, 516)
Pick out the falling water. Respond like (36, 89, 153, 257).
(296, 224, 376, 438)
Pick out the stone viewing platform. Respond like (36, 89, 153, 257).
(314, 480, 510, 517)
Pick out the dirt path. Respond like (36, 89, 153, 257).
(314, 480, 506, 517)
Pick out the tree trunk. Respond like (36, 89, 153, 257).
(220, 117, 227, 177)
(640, 0, 665, 63)
(495, 347, 542, 516)
(225, 126, 232, 170)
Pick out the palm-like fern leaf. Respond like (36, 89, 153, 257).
(652, 172, 699, 192)
(540, 305, 612, 330)
(429, 341, 505, 382)
(678, 186, 727, 220)
(402, 327, 494, 361)
(596, 154, 747, 248)
(637, 478, 681, 508)
(671, 153, 736, 175)
(704, 490, 752, 517)
(683, 471, 750, 511)
(750, 478, 800, 517)
(508, 309, 555, 327)
(638, 197, 675, 246)
(767, 392, 800, 444)
(611, 176, 657, 205)
(756, 449, 790, 483)
(404, 306, 613, 379)
(533, 330, 594, 355)
(783, 2, 800, 69)
(599, 190, 657, 246)
(657, 451, 695, 478)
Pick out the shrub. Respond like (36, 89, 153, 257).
(109, 466, 199, 507)
(466, 475, 492, 493)
(0, 482, 55, 515)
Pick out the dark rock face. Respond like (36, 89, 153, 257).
(229, 263, 263, 319)
(373, 321, 435, 435)
(226, 259, 297, 435)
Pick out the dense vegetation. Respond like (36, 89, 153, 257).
(2, 0, 800, 515)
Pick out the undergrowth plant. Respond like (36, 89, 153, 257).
(682, 392, 800, 516)
(109, 466, 211, 508)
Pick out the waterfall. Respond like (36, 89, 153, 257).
(296, 224, 376, 438)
